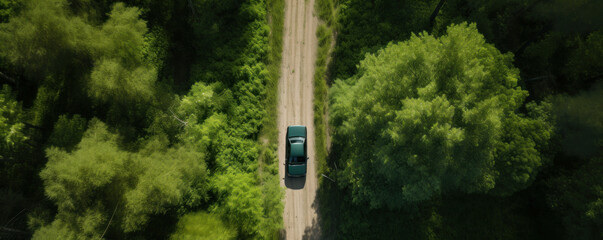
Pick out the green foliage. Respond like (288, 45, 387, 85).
(0, 0, 158, 135)
(36, 119, 209, 238)
(330, 23, 553, 208)
(0, 0, 92, 81)
(178, 82, 228, 123)
(30, 83, 61, 128)
(212, 170, 264, 238)
(491, 100, 554, 195)
(210, 169, 282, 240)
(178, 86, 283, 239)
(547, 156, 603, 239)
(434, 0, 603, 96)
(0, 0, 284, 237)
(322, 0, 602, 238)
(553, 87, 603, 159)
(170, 211, 236, 240)
(258, 165, 283, 239)
(88, 59, 155, 104)
(263, 0, 284, 143)
(142, 27, 169, 72)
(47, 114, 87, 151)
(0, 0, 284, 239)
(544, 87, 603, 239)
(93, 3, 147, 68)
(33, 219, 87, 240)
(331, 0, 436, 80)
(316, 0, 335, 27)
(314, 21, 332, 175)
(433, 0, 538, 48)
(259, 2, 286, 236)
(171, 1, 284, 238)
(0, 0, 20, 23)
(564, 31, 603, 87)
(317, 181, 540, 239)
(87, 3, 157, 127)
(0, 85, 26, 159)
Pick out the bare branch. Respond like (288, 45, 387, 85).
(0, 71, 16, 86)
(99, 202, 119, 240)
(0, 226, 28, 235)
(168, 103, 188, 127)
(321, 174, 336, 183)
(429, 0, 447, 28)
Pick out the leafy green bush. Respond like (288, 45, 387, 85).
(170, 212, 235, 240)
(0, 85, 26, 159)
(173, 1, 284, 238)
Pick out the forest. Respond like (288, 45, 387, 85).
(0, 0, 284, 239)
(318, 0, 602, 239)
(0, 0, 601, 239)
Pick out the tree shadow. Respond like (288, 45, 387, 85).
(302, 218, 321, 240)
(284, 175, 306, 189)
(302, 195, 322, 240)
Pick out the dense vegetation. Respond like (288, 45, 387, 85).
(331, 23, 553, 207)
(0, 0, 283, 239)
(1, 0, 601, 239)
(319, 0, 602, 239)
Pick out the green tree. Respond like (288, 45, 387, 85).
(35, 119, 209, 238)
(564, 31, 603, 88)
(0, 0, 92, 81)
(330, 23, 552, 209)
(87, 3, 157, 131)
(0, 0, 158, 133)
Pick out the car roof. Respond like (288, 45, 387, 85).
(287, 125, 306, 138)
(290, 143, 305, 157)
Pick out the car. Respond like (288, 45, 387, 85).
(286, 125, 307, 177)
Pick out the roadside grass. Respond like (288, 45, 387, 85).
(259, 1, 285, 239)
(263, 0, 285, 145)
(314, 24, 330, 176)
(316, 0, 337, 28)
(314, 0, 337, 178)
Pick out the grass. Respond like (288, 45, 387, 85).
(263, 0, 285, 145)
(316, 0, 337, 28)
(314, 0, 337, 177)
(258, 1, 285, 239)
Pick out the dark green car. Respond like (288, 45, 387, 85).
(286, 125, 307, 177)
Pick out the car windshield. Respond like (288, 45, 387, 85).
(289, 156, 306, 165)
(289, 138, 304, 144)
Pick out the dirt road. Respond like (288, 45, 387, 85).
(278, 0, 320, 239)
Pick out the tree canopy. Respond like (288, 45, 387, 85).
(36, 119, 209, 239)
(330, 23, 553, 209)
(0, 0, 284, 237)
